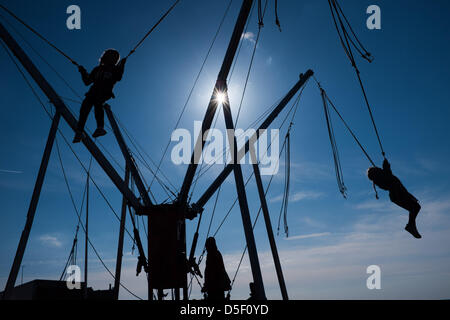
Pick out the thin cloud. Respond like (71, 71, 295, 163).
(241, 31, 256, 44)
(39, 235, 62, 248)
(0, 169, 23, 174)
(217, 193, 450, 299)
(270, 190, 323, 203)
(285, 232, 331, 240)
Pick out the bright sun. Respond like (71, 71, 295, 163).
(215, 91, 227, 105)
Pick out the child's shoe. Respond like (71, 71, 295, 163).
(73, 131, 83, 143)
(93, 128, 107, 138)
(405, 223, 422, 239)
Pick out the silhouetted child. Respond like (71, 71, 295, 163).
(367, 159, 421, 238)
(202, 237, 231, 301)
(73, 49, 127, 143)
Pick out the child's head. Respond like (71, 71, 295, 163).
(99, 49, 120, 66)
(367, 166, 382, 181)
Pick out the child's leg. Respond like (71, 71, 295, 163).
(77, 97, 94, 132)
(92, 103, 107, 138)
(390, 193, 420, 223)
(94, 103, 105, 129)
(390, 192, 421, 238)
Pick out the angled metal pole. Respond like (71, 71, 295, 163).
(104, 105, 153, 207)
(3, 112, 61, 299)
(222, 90, 266, 300)
(113, 165, 130, 300)
(195, 70, 313, 210)
(252, 157, 289, 300)
(177, 0, 254, 205)
(104, 105, 155, 300)
(0, 21, 141, 210)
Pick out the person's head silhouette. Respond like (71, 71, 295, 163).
(99, 49, 120, 66)
(205, 237, 218, 253)
(367, 166, 383, 182)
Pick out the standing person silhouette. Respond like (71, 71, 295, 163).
(73, 49, 126, 143)
(368, 159, 422, 238)
(202, 237, 231, 301)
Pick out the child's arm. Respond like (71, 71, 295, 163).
(382, 159, 392, 175)
(78, 66, 94, 85)
(114, 58, 127, 82)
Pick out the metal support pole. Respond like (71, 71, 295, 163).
(195, 71, 313, 210)
(104, 105, 153, 207)
(178, 0, 254, 205)
(252, 161, 289, 300)
(113, 165, 130, 300)
(148, 218, 152, 301)
(0, 21, 141, 210)
(84, 171, 89, 299)
(3, 112, 61, 299)
(182, 220, 187, 300)
(222, 91, 266, 300)
(104, 105, 157, 300)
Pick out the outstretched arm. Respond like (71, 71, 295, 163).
(382, 158, 392, 175)
(78, 66, 94, 85)
(115, 58, 127, 82)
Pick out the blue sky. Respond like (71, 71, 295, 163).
(1, 0, 450, 299)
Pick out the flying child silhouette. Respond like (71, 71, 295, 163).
(73, 49, 126, 143)
(367, 159, 422, 238)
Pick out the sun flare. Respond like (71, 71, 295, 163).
(215, 91, 227, 105)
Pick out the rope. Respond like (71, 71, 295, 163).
(2, 26, 146, 301)
(149, 0, 234, 191)
(320, 86, 347, 198)
(228, 1, 256, 83)
(275, 90, 304, 236)
(0, 12, 82, 99)
(332, 0, 372, 62)
(327, 0, 385, 158)
(126, 0, 180, 58)
(189, 107, 222, 201)
(193, 96, 283, 182)
(313, 77, 376, 167)
(1, 39, 137, 242)
(0, 14, 139, 180)
(275, 0, 282, 31)
(4, 11, 179, 193)
(230, 124, 291, 292)
(195, 84, 308, 295)
(234, 0, 268, 127)
(276, 130, 291, 236)
(59, 225, 79, 281)
(0, 4, 79, 66)
(117, 118, 178, 194)
(228, 83, 309, 292)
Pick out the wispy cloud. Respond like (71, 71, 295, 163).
(0, 169, 23, 174)
(270, 190, 323, 203)
(354, 199, 394, 212)
(285, 232, 331, 240)
(39, 235, 62, 248)
(217, 192, 450, 299)
(241, 31, 256, 44)
(14, 192, 450, 300)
